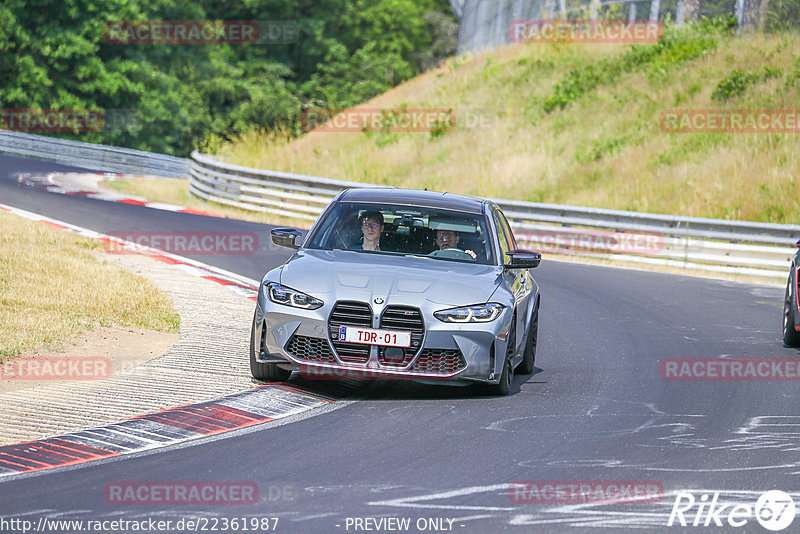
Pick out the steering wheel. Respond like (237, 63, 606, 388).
(428, 248, 476, 261)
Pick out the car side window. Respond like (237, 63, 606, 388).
(496, 210, 517, 250)
(493, 211, 511, 264)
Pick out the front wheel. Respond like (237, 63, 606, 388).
(487, 320, 515, 396)
(783, 272, 800, 346)
(488, 358, 512, 396)
(517, 304, 538, 374)
(250, 311, 292, 381)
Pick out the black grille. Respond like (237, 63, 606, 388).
(410, 349, 467, 374)
(286, 335, 336, 363)
(378, 306, 424, 366)
(328, 301, 372, 363)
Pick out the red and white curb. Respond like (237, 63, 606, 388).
(0, 203, 366, 477)
(0, 202, 260, 301)
(0, 385, 338, 476)
(17, 172, 223, 218)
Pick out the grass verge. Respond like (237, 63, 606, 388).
(0, 210, 180, 359)
(217, 21, 800, 224)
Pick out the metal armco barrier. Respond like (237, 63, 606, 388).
(0, 131, 793, 280)
(0, 130, 188, 177)
(189, 151, 391, 222)
(190, 151, 800, 280)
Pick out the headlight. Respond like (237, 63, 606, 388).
(265, 282, 323, 310)
(434, 303, 505, 323)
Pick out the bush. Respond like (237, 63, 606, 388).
(543, 18, 732, 113)
(711, 66, 782, 101)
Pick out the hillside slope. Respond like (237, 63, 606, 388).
(219, 21, 800, 223)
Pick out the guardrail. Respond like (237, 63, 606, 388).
(189, 151, 392, 222)
(0, 131, 188, 177)
(190, 151, 800, 280)
(1, 131, 793, 280)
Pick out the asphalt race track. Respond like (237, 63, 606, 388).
(1, 153, 798, 533)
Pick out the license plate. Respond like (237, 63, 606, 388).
(338, 326, 411, 348)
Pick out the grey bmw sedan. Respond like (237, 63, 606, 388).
(250, 188, 541, 395)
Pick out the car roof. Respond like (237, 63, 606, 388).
(337, 188, 490, 215)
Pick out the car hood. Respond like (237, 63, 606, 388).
(278, 249, 502, 306)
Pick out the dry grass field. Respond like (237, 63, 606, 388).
(0, 210, 180, 358)
(218, 24, 800, 224)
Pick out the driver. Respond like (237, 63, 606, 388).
(435, 229, 476, 259)
(353, 210, 383, 251)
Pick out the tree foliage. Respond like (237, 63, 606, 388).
(0, 0, 456, 155)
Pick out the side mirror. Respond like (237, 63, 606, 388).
(271, 228, 302, 250)
(504, 249, 541, 269)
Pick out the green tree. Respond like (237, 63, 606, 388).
(0, 0, 457, 155)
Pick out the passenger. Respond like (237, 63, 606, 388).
(353, 210, 384, 251)
(435, 229, 476, 259)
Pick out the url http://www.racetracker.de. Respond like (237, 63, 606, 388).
(0, 516, 280, 533)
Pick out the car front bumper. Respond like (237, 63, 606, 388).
(252, 297, 513, 385)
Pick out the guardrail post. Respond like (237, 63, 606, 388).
(683, 222, 690, 266)
(649, 0, 660, 20)
(734, 0, 745, 30)
(590, 0, 600, 20)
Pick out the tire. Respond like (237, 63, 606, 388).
(250, 311, 292, 381)
(783, 271, 800, 347)
(517, 304, 538, 374)
(488, 320, 515, 396)
(489, 358, 512, 396)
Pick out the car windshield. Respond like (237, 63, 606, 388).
(307, 202, 496, 265)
